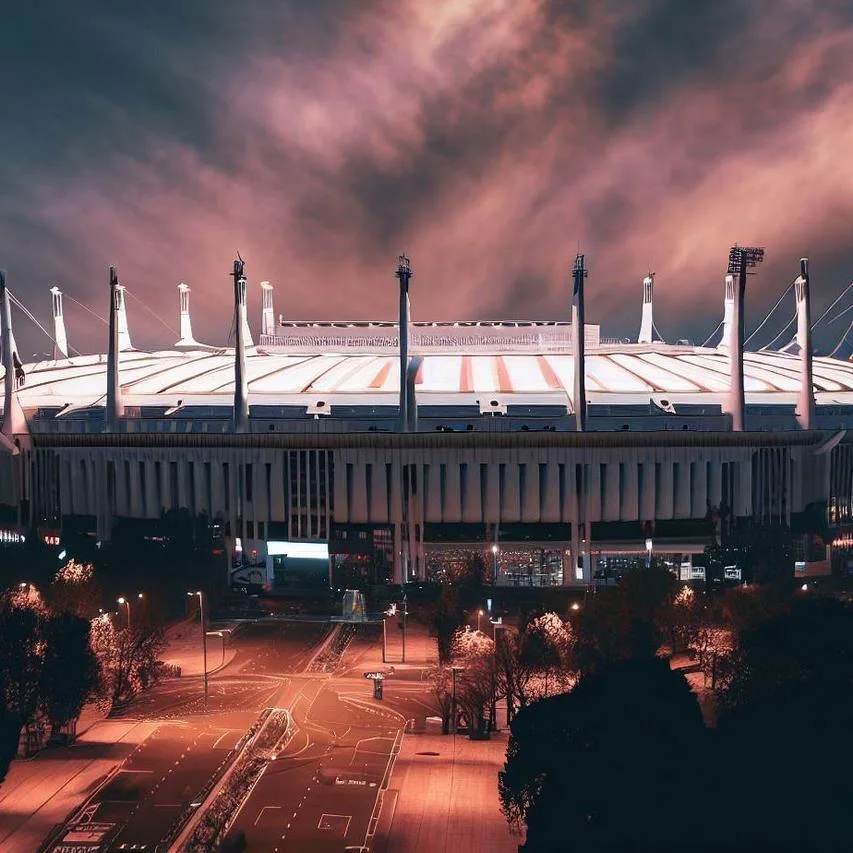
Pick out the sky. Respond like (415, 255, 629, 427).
(2, 0, 853, 359)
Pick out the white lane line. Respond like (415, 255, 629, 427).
(254, 805, 282, 826)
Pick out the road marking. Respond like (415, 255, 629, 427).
(254, 805, 282, 826)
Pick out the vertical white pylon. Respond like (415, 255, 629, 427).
(106, 266, 124, 430)
(795, 257, 814, 430)
(50, 287, 69, 359)
(637, 274, 655, 344)
(176, 283, 197, 346)
(233, 259, 250, 433)
(260, 281, 275, 338)
(718, 274, 735, 350)
(116, 285, 133, 351)
(1, 271, 28, 439)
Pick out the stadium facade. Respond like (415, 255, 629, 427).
(2, 251, 853, 590)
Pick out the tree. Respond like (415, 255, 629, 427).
(45, 559, 102, 620)
(500, 659, 708, 852)
(426, 586, 465, 664)
(90, 615, 166, 711)
(495, 613, 575, 722)
(0, 589, 48, 783)
(716, 594, 853, 714)
(451, 627, 495, 738)
(713, 597, 853, 849)
(39, 613, 100, 737)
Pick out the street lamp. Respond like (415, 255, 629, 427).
(187, 591, 208, 705)
(491, 544, 499, 581)
(645, 538, 653, 569)
(450, 665, 465, 736)
(477, 609, 484, 633)
(117, 597, 131, 629)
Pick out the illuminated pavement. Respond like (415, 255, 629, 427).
(23, 620, 329, 853)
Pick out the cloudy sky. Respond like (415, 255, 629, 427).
(3, 1, 853, 357)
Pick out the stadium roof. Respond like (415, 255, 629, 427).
(7, 343, 853, 413)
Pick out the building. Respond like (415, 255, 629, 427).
(1, 252, 851, 589)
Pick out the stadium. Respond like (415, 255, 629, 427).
(2, 249, 853, 590)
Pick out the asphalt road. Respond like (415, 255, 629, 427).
(229, 638, 439, 852)
(47, 620, 330, 853)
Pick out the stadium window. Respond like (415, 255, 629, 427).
(245, 463, 253, 502)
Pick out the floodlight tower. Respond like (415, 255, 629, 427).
(232, 257, 250, 433)
(572, 254, 588, 432)
(795, 257, 814, 430)
(106, 266, 125, 431)
(396, 254, 412, 433)
(725, 245, 765, 431)
(637, 273, 655, 344)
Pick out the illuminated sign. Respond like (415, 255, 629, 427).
(724, 566, 742, 581)
(267, 541, 329, 560)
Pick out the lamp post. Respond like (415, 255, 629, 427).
(645, 538, 653, 569)
(188, 591, 208, 706)
(477, 609, 484, 633)
(117, 593, 143, 629)
(117, 597, 131, 629)
(450, 665, 465, 736)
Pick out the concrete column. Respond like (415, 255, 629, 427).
(209, 459, 224, 518)
(426, 463, 442, 522)
(392, 523, 403, 584)
(561, 463, 578, 525)
(462, 461, 482, 523)
(193, 460, 208, 517)
(333, 455, 348, 523)
(177, 459, 190, 509)
(503, 462, 521, 522)
(674, 461, 692, 519)
(59, 456, 73, 516)
(657, 460, 674, 519)
(621, 461, 639, 521)
(691, 461, 708, 519)
(586, 463, 602, 522)
(483, 462, 500, 523)
(142, 460, 157, 518)
(129, 459, 143, 517)
(541, 459, 561, 523)
(735, 457, 753, 518)
(708, 458, 723, 510)
(348, 461, 367, 523)
(521, 461, 540, 523)
(371, 459, 389, 523)
(603, 462, 621, 521)
(444, 458, 462, 522)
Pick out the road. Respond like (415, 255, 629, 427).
(45, 620, 330, 853)
(228, 630, 439, 852)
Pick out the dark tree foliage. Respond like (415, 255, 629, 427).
(570, 593, 660, 678)
(0, 602, 44, 784)
(709, 596, 853, 850)
(427, 586, 465, 665)
(717, 594, 853, 713)
(40, 613, 100, 732)
(501, 659, 708, 852)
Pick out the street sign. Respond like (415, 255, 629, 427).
(363, 671, 386, 680)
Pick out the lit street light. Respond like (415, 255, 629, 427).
(117, 597, 130, 629)
(187, 591, 208, 705)
(117, 593, 143, 629)
(477, 609, 484, 633)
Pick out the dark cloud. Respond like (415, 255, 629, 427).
(2, 1, 853, 358)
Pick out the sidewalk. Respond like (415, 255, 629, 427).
(0, 621, 234, 852)
(0, 719, 158, 853)
(159, 619, 237, 676)
(376, 731, 520, 853)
